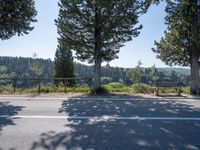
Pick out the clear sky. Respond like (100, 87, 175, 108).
(0, 0, 168, 68)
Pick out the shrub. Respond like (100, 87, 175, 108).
(103, 82, 131, 92)
(105, 82, 125, 88)
(132, 83, 154, 94)
(158, 86, 190, 94)
(101, 77, 112, 84)
(181, 86, 190, 94)
(91, 86, 109, 94)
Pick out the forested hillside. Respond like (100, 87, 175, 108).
(0, 56, 53, 78)
(0, 56, 190, 86)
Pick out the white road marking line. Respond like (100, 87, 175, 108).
(0, 97, 69, 100)
(0, 97, 140, 100)
(0, 115, 200, 121)
(0, 97, 199, 102)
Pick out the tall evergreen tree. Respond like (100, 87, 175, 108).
(54, 38, 75, 86)
(152, 0, 200, 95)
(0, 0, 37, 40)
(56, 0, 152, 89)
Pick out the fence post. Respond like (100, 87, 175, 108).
(13, 78, 16, 93)
(89, 78, 92, 88)
(64, 79, 67, 93)
(156, 83, 159, 96)
(38, 79, 41, 94)
(178, 83, 181, 96)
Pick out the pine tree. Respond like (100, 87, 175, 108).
(152, 0, 200, 95)
(0, 0, 37, 40)
(54, 38, 75, 86)
(56, 0, 152, 89)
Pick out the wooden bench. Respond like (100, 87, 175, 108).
(154, 82, 181, 96)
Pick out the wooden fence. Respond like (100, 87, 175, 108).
(0, 77, 92, 93)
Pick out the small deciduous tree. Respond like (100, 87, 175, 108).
(150, 64, 158, 83)
(29, 53, 44, 77)
(132, 60, 142, 85)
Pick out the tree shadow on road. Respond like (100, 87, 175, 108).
(31, 96, 200, 150)
(0, 102, 24, 132)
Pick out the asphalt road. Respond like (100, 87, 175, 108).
(0, 95, 200, 150)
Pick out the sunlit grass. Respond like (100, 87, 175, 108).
(132, 83, 155, 94)
(0, 83, 190, 95)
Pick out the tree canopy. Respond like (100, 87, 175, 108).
(153, 0, 200, 66)
(0, 0, 37, 40)
(54, 38, 75, 86)
(152, 0, 200, 94)
(56, 0, 152, 88)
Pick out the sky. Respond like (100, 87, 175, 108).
(0, 0, 169, 68)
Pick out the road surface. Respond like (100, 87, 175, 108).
(0, 95, 200, 150)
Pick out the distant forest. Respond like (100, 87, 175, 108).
(0, 56, 190, 86)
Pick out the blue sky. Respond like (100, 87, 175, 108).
(0, 0, 168, 68)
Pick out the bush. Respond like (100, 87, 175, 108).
(181, 86, 190, 94)
(103, 82, 131, 92)
(40, 86, 54, 93)
(158, 86, 190, 94)
(91, 86, 109, 94)
(105, 82, 125, 88)
(101, 77, 112, 84)
(132, 83, 154, 94)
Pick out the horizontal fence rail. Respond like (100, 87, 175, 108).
(0, 77, 92, 93)
(153, 81, 182, 96)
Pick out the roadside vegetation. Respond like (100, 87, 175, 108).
(1, 1, 200, 95)
(0, 82, 190, 95)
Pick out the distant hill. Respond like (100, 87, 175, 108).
(0, 56, 190, 86)
(157, 68, 190, 75)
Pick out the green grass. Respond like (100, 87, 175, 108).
(66, 86, 91, 93)
(132, 83, 155, 94)
(159, 88, 177, 94)
(0, 86, 14, 93)
(180, 86, 190, 94)
(0, 83, 191, 95)
(102, 82, 155, 94)
(103, 82, 131, 93)
(158, 86, 190, 94)
(0, 85, 91, 94)
(0, 88, 4, 93)
(29, 85, 91, 93)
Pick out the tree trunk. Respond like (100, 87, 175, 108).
(93, 58, 101, 89)
(190, 0, 199, 95)
(190, 52, 199, 95)
(93, 4, 102, 89)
